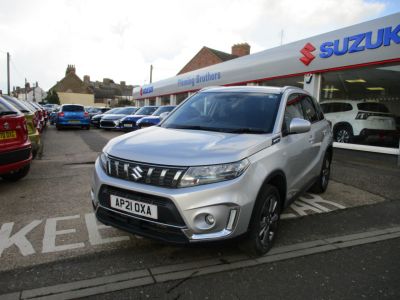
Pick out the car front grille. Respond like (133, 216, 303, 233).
(101, 120, 116, 128)
(107, 155, 187, 188)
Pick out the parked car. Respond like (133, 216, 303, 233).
(42, 103, 59, 113)
(22, 100, 45, 132)
(29, 101, 48, 127)
(49, 108, 59, 125)
(87, 107, 110, 119)
(136, 105, 176, 129)
(55, 104, 90, 130)
(320, 100, 397, 143)
(0, 97, 32, 181)
(1, 95, 41, 158)
(91, 108, 124, 128)
(100, 106, 138, 130)
(119, 106, 159, 131)
(91, 86, 332, 256)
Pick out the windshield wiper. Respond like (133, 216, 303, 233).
(225, 128, 268, 134)
(0, 111, 18, 116)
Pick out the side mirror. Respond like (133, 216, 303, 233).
(159, 112, 170, 120)
(289, 118, 311, 134)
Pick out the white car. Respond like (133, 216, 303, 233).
(320, 100, 397, 143)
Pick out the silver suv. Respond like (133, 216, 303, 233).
(91, 86, 333, 255)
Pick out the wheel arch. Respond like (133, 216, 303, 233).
(260, 170, 287, 209)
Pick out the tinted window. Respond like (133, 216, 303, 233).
(105, 108, 124, 114)
(357, 103, 389, 113)
(62, 105, 84, 112)
(1, 95, 32, 113)
(162, 92, 281, 133)
(301, 96, 318, 123)
(117, 107, 137, 115)
(0, 98, 20, 114)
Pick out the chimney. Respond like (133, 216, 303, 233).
(66, 64, 76, 75)
(231, 43, 250, 57)
(83, 75, 90, 83)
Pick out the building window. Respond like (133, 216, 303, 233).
(161, 96, 170, 106)
(320, 62, 400, 149)
(176, 93, 188, 105)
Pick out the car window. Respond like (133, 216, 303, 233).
(311, 97, 324, 120)
(62, 105, 84, 112)
(162, 92, 281, 133)
(1, 95, 32, 113)
(0, 98, 20, 113)
(283, 94, 305, 134)
(152, 106, 175, 116)
(135, 107, 158, 115)
(357, 102, 389, 113)
(300, 96, 318, 123)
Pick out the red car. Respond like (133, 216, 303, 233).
(0, 97, 32, 181)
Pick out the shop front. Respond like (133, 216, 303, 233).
(133, 13, 400, 153)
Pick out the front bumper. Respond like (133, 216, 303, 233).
(100, 120, 121, 129)
(119, 120, 139, 131)
(91, 159, 259, 243)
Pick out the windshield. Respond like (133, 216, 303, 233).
(1, 95, 33, 113)
(62, 105, 84, 112)
(162, 92, 281, 133)
(117, 107, 137, 115)
(135, 106, 158, 115)
(0, 98, 21, 114)
(105, 108, 124, 114)
(152, 106, 175, 116)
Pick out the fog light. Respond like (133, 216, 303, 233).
(205, 214, 215, 225)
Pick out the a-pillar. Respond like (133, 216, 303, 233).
(303, 73, 321, 102)
(156, 96, 162, 106)
(170, 94, 177, 105)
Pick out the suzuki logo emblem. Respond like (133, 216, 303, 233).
(131, 166, 143, 180)
(300, 43, 316, 66)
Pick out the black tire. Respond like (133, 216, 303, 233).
(56, 125, 61, 130)
(309, 151, 332, 194)
(334, 125, 354, 143)
(2, 164, 30, 182)
(240, 184, 281, 257)
(32, 149, 38, 160)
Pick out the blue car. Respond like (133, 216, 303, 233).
(56, 104, 90, 130)
(119, 106, 158, 131)
(136, 105, 176, 129)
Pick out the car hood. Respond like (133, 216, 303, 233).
(104, 126, 273, 166)
(101, 114, 127, 120)
(92, 114, 104, 120)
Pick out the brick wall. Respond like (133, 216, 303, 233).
(178, 48, 223, 75)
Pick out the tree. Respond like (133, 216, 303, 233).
(45, 90, 60, 104)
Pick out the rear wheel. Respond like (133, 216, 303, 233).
(309, 151, 331, 194)
(241, 184, 281, 256)
(2, 164, 30, 182)
(334, 125, 354, 143)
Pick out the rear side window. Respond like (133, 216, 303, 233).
(0, 98, 20, 113)
(63, 105, 84, 112)
(357, 103, 389, 113)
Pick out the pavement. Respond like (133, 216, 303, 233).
(0, 126, 399, 299)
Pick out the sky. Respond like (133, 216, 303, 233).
(0, 0, 399, 93)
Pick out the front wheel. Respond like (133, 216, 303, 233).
(241, 184, 281, 256)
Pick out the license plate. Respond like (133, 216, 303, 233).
(0, 130, 17, 140)
(69, 120, 80, 123)
(124, 124, 133, 127)
(110, 195, 158, 219)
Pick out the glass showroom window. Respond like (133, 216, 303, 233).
(259, 75, 304, 89)
(161, 96, 170, 106)
(176, 93, 189, 105)
(148, 97, 156, 106)
(320, 62, 400, 149)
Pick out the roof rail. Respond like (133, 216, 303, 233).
(282, 86, 302, 92)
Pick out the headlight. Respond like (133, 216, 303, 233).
(178, 159, 250, 188)
(99, 152, 109, 172)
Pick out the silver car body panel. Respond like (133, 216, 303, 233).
(92, 86, 333, 242)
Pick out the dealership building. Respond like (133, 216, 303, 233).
(133, 13, 400, 154)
